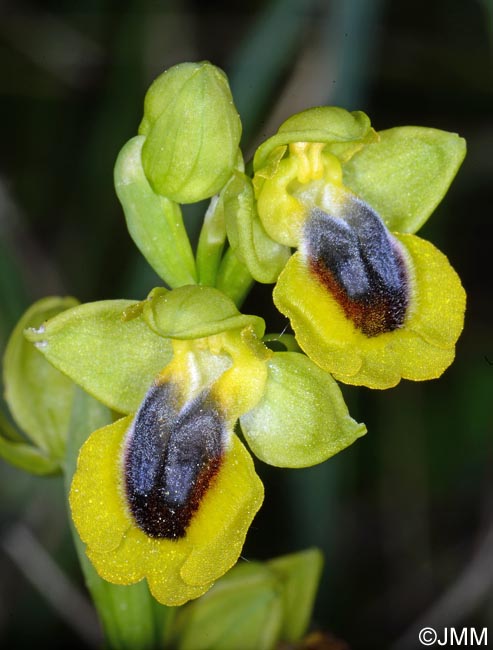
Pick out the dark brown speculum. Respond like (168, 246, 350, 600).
(304, 199, 409, 337)
(124, 382, 225, 539)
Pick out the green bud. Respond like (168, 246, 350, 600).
(139, 61, 242, 203)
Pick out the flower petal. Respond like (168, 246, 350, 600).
(302, 198, 409, 337)
(70, 416, 133, 553)
(399, 233, 466, 348)
(254, 107, 376, 171)
(181, 434, 264, 586)
(273, 232, 465, 389)
(88, 526, 206, 606)
(70, 390, 263, 606)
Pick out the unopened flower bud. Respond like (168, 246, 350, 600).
(139, 61, 242, 203)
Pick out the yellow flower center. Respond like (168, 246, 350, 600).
(289, 142, 343, 186)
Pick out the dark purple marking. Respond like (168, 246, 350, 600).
(124, 383, 225, 540)
(304, 199, 409, 337)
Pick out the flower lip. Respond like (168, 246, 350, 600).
(303, 198, 409, 337)
(124, 381, 226, 540)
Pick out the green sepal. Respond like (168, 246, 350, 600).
(343, 126, 467, 233)
(24, 299, 172, 415)
(114, 136, 197, 287)
(142, 286, 265, 340)
(254, 106, 377, 172)
(223, 171, 291, 283)
(3, 296, 78, 461)
(0, 433, 61, 475)
(170, 561, 283, 650)
(240, 352, 366, 467)
(139, 61, 242, 203)
(267, 548, 323, 643)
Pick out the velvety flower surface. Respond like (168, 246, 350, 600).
(68, 324, 267, 606)
(70, 410, 262, 606)
(274, 231, 465, 389)
(252, 117, 466, 389)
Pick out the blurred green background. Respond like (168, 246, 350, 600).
(0, 0, 492, 648)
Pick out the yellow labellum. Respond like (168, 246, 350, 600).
(273, 234, 465, 389)
(70, 416, 264, 606)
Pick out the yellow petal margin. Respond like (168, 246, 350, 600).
(273, 234, 465, 389)
(70, 418, 264, 606)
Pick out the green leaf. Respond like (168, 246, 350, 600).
(254, 106, 377, 171)
(3, 297, 78, 460)
(343, 126, 467, 233)
(25, 299, 172, 415)
(223, 172, 290, 283)
(172, 562, 283, 650)
(240, 352, 366, 467)
(143, 286, 265, 340)
(114, 136, 197, 287)
(267, 548, 323, 643)
(139, 62, 242, 203)
(171, 548, 323, 650)
(0, 432, 61, 475)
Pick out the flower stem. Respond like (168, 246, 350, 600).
(196, 195, 227, 286)
(216, 247, 254, 308)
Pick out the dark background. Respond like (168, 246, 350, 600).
(0, 0, 492, 648)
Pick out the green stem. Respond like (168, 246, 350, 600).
(63, 388, 173, 649)
(196, 195, 227, 286)
(216, 248, 254, 308)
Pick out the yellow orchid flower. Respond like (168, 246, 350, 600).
(69, 327, 266, 606)
(253, 132, 466, 389)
